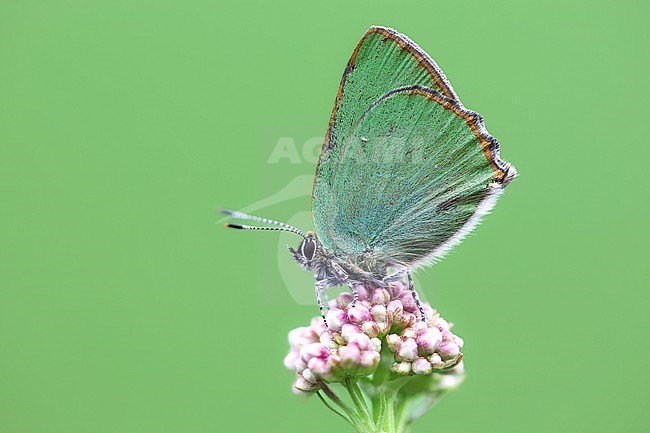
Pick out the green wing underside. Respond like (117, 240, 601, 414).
(325, 29, 458, 156)
(313, 86, 495, 267)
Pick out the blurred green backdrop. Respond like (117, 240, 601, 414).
(1, 1, 648, 432)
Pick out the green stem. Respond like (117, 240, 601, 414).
(316, 391, 353, 425)
(374, 388, 397, 433)
(318, 380, 356, 417)
(345, 377, 374, 426)
(375, 389, 387, 429)
(316, 378, 434, 433)
(317, 381, 375, 433)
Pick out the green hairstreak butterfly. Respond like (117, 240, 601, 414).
(222, 26, 516, 324)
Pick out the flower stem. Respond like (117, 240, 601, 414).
(317, 379, 444, 433)
(345, 378, 374, 425)
(381, 390, 397, 433)
(318, 379, 402, 433)
(375, 389, 387, 429)
(317, 380, 356, 417)
(317, 381, 375, 433)
(316, 391, 353, 425)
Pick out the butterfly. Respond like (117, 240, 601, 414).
(221, 26, 516, 325)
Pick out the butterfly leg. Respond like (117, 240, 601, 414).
(315, 279, 329, 326)
(383, 267, 409, 283)
(348, 284, 359, 306)
(383, 269, 426, 321)
(320, 287, 330, 309)
(407, 273, 426, 322)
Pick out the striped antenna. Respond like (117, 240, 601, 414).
(220, 209, 306, 238)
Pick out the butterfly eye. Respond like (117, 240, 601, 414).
(301, 238, 316, 261)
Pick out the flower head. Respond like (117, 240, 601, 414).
(284, 315, 382, 393)
(284, 280, 463, 394)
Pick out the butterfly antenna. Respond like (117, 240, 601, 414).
(220, 209, 306, 238)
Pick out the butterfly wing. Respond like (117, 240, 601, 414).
(312, 28, 515, 268)
(320, 26, 460, 161)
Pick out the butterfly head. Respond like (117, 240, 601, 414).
(220, 209, 327, 271)
(289, 232, 324, 270)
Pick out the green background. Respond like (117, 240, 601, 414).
(1, 1, 648, 432)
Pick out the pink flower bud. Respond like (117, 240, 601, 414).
(360, 350, 380, 368)
(284, 351, 299, 370)
(370, 304, 388, 323)
(339, 344, 361, 368)
(307, 357, 328, 375)
(310, 317, 327, 335)
(341, 324, 362, 342)
(377, 321, 391, 335)
(337, 292, 354, 308)
(294, 377, 318, 393)
(402, 328, 416, 340)
(428, 353, 444, 368)
(326, 308, 348, 332)
(300, 343, 328, 363)
(412, 357, 433, 375)
(301, 368, 318, 384)
(371, 289, 391, 305)
(294, 358, 307, 372)
(348, 332, 371, 351)
(438, 341, 461, 361)
(416, 327, 442, 355)
(441, 330, 454, 342)
(387, 300, 404, 319)
(288, 326, 314, 347)
(436, 318, 450, 332)
(391, 361, 412, 376)
(319, 332, 337, 350)
(370, 337, 382, 352)
(327, 354, 342, 369)
(397, 291, 417, 311)
(453, 335, 464, 349)
(355, 285, 369, 301)
(361, 321, 380, 338)
(386, 334, 401, 352)
(413, 321, 428, 332)
(397, 338, 418, 362)
(399, 312, 416, 329)
(347, 305, 372, 324)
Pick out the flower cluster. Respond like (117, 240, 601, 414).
(284, 316, 382, 393)
(387, 316, 463, 376)
(284, 281, 463, 394)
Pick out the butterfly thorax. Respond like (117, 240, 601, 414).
(289, 232, 398, 289)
